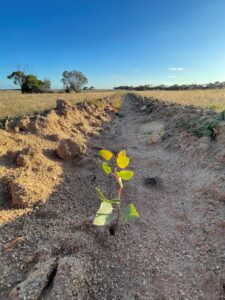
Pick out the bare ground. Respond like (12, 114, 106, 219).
(1, 94, 225, 299)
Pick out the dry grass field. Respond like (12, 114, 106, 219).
(1, 89, 225, 120)
(136, 89, 225, 111)
(0, 90, 123, 119)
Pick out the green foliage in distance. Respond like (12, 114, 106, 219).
(61, 70, 88, 93)
(93, 149, 139, 231)
(7, 71, 51, 93)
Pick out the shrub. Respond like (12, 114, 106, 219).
(189, 118, 219, 138)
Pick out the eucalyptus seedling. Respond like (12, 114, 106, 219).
(93, 149, 139, 234)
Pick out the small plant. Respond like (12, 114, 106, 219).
(190, 110, 225, 138)
(189, 118, 219, 138)
(93, 149, 139, 234)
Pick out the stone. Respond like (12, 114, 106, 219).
(9, 259, 57, 300)
(140, 121, 164, 144)
(48, 257, 88, 300)
(56, 138, 87, 160)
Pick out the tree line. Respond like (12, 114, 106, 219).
(114, 81, 225, 91)
(7, 69, 92, 93)
(6, 69, 225, 93)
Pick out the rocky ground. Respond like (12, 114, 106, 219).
(1, 94, 225, 299)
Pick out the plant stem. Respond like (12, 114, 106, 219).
(110, 173, 123, 234)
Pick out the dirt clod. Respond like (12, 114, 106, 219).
(56, 138, 87, 160)
(9, 259, 57, 300)
(46, 257, 89, 300)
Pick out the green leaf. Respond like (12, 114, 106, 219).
(98, 149, 113, 161)
(116, 155, 130, 169)
(122, 203, 139, 223)
(116, 170, 134, 180)
(96, 187, 108, 202)
(93, 202, 113, 226)
(102, 162, 112, 174)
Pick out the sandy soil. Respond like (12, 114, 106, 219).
(1, 94, 225, 299)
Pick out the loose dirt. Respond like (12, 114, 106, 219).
(1, 94, 225, 299)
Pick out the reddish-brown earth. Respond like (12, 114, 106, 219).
(1, 94, 225, 299)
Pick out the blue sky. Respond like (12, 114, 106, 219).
(0, 0, 225, 89)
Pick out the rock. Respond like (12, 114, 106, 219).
(9, 259, 57, 300)
(48, 257, 88, 299)
(56, 138, 87, 160)
(140, 121, 164, 144)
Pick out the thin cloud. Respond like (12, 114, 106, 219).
(168, 67, 184, 71)
(168, 75, 177, 78)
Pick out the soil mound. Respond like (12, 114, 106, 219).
(0, 95, 119, 213)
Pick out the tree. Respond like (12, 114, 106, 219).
(7, 71, 51, 93)
(7, 71, 26, 90)
(22, 75, 43, 93)
(61, 70, 88, 92)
